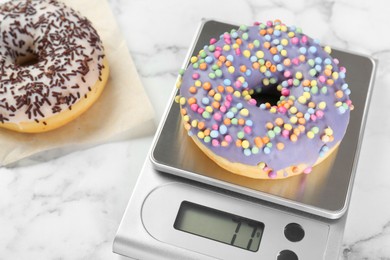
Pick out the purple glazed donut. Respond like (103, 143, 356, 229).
(176, 20, 353, 179)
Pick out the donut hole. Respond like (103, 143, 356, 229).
(15, 53, 40, 67)
(251, 85, 282, 107)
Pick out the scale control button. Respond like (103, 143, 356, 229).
(284, 223, 305, 242)
(277, 249, 298, 260)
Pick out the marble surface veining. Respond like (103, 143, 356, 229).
(1, 0, 390, 259)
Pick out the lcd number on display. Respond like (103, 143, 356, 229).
(174, 201, 265, 252)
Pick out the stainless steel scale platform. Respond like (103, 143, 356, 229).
(113, 20, 376, 260)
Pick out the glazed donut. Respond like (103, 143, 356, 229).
(176, 20, 353, 179)
(0, 0, 109, 133)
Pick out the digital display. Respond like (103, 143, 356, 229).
(174, 201, 264, 252)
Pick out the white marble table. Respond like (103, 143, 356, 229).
(1, 0, 390, 259)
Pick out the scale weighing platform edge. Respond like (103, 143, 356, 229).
(113, 20, 376, 260)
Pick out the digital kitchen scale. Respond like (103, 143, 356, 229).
(113, 20, 376, 260)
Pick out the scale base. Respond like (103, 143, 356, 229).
(113, 159, 347, 260)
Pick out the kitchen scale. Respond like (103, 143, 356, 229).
(113, 20, 376, 260)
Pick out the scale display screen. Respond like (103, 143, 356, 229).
(174, 201, 264, 252)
